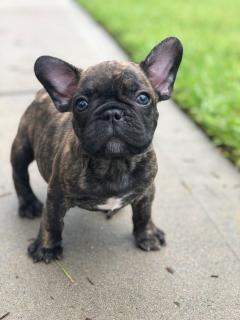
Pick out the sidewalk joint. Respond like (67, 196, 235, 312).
(0, 89, 36, 98)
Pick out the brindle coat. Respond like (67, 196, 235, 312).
(11, 37, 183, 263)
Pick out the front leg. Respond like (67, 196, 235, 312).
(28, 189, 67, 263)
(132, 185, 166, 251)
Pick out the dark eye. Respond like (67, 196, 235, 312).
(75, 98, 88, 112)
(136, 93, 150, 106)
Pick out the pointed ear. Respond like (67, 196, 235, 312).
(34, 56, 81, 112)
(140, 37, 183, 101)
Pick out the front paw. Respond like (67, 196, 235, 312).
(28, 239, 63, 263)
(134, 225, 166, 251)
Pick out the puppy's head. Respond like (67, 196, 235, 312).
(34, 37, 183, 158)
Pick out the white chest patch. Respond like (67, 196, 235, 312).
(97, 197, 123, 211)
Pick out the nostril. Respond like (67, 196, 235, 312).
(114, 112, 122, 121)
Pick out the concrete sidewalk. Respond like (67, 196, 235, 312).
(0, 1, 240, 319)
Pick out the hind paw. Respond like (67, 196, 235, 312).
(19, 197, 43, 219)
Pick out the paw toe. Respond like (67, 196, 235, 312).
(135, 227, 166, 251)
(28, 240, 62, 264)
(137, 237, 161, 251)
(155, 228, 166, 246)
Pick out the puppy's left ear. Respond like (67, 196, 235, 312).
(34, 56, 81, 112)
(140, 37, 183, 100)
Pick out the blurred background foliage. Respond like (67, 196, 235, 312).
(78, 0, 240, 167)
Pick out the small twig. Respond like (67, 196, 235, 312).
(0, 312, 10, 320)
(181, 181, 192, 193)
(211, 171, 220, 179)
(166, 267, 175, 274)
(86, 277, 95, 285)
(55, 260, 75, 283)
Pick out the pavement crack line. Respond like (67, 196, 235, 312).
(0, 89, 36, 97)
(163, 151, 240, 263)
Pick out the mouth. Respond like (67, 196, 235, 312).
(105, 137, 126, 154)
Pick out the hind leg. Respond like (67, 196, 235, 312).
(11, 134, 43, 218)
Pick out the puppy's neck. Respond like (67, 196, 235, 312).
(88, 156, 141, 175)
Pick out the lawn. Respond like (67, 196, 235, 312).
(78, 0, 240, 168)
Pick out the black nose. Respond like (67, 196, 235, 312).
(101, 109, 124, 122)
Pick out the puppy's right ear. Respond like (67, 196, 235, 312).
(34, 56, 81, 112)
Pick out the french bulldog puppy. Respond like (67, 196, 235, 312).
(11, 37, 183, 263)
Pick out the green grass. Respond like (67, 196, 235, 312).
(78, 0, 240, 167)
